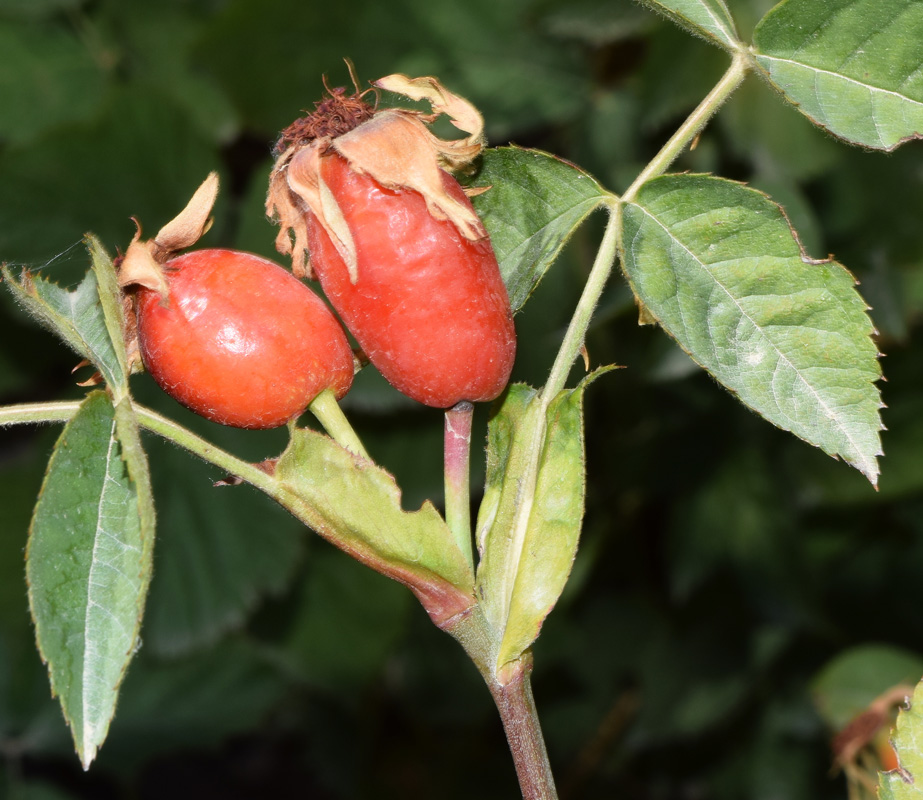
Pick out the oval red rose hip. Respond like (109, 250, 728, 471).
(136, 249, 354, 429)
(306, 153, 516, 409)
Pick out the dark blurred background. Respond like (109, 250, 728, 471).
(3, 0, 923, 798)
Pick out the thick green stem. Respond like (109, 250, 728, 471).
(622, 50, 749, 203)
(308, 388, 370, 460)
(444, 401, 474, 571)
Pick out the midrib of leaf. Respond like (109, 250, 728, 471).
(628, 203, 875, 477)
(82, 418, 132, 754)
(758, 54, 923, 112)
(503, 196, 602, 255)
(699, 1, 733, 41)
(493, 397, 550, 658)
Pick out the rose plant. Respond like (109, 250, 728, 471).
(0, 0, 920, 797)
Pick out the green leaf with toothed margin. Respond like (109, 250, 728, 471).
(2, 243, 126, 393)
(619, 174, 883, 485)
(468, 146, 611, 312)
(636, 0, 740, 52)
(753, 0, 923, 151)
(273, 428, 474, 622)
(27, 391, 154, 769)
(476, 373, 606, 671)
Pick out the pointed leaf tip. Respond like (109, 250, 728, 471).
(28, 392, 153, 767)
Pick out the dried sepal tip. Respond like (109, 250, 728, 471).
(118, 172, 221, 298)
(267, 72, 489, 284)
(153, 171, 220, 255)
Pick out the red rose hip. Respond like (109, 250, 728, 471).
(305, 153, 516, 408)
(136, 249, 354, 429)
(268, 73, 516, 409)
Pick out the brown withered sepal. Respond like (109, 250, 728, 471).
(117, 172, 220, 371)
(266, 72, 487, 282)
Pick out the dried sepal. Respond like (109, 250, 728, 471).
(373, 73, 485, 158)
(75, 371, 104, 388)
(266, 154, 312, 278)
(285, 145, 358, 281)
(118, 173, 220, 297)
(153, 172, 219, 256)
(333, 111, 485, 242)
(118, 231, 169, 297)
(267, 72, 489, 283)
(121, 294, 144, 374)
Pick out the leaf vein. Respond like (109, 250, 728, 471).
(632, 203, 866, 457)
(760, 54, 923, 109)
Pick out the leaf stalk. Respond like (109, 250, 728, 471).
(622, 49, 749, 204)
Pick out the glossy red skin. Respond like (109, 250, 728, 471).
(306, 153, 516, 408)
(137, 249, 354, 429)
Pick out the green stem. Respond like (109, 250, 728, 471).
(541, 202, 620, 404)
(308, 388, 370, 460)
(0, 400, 79, 426)
(622, 50, 749, 204)
(444, 401, 474, 571)
(135, 404, 281, 492)
(0, 399, 279, 493)
(541, 50, 749, 404)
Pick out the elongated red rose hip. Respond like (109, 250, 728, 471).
(136, 249, 354, 429)
(305, 153, 515, 408)
(268, 73, 516, 408)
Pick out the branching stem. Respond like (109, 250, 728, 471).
(622, 50, 749, 203)
(0, 400, 279, 493)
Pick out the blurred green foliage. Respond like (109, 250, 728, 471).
(1, 0, 923, 797)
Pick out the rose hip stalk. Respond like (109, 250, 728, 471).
(266, 73, 516, 409)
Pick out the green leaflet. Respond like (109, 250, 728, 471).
(753, 0, 923, 151)
(1, 246, 126, 394)
(636, 0, 739, 52)
(469, 146, 612, 312)
(273, 428, 475, 622)
(879, 678, 923, 799)
(620, 174, 883, 485)
(27, 391, 154, 768)
(475, 377, 598, 671)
